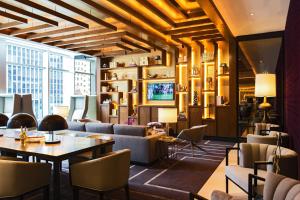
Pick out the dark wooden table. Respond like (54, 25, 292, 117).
(0, 129, 114, 200)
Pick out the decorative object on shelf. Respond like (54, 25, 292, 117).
(206, 77, 213, 90)
(139, 56, 148, 66)
(191, 66, 200, 76)
(109, 62, 116, 68)
(202, 52, 214, 62)
(176, 84, 188, 92)
(101, 86, 108, 92)
(120, 98, 128, 105)
(154, 55, 161, 65)
(255, 73, 276, 123)
(217, 96, 224, 106)
(128, 59, 137, 67)
(116, 62, 125, 67)
(193, 91, 198, 105)
(102, 63, 108, 68)
(111, 73, 118, 80)
(104, 72, 109, 80)
(19, 127, 27, 145)
(147, 73, 158, 79)
(103, 99, 112, 104)
(178, 112, 187, 120)
(220, 63, 229, 74)
(158, 108, 178, 136)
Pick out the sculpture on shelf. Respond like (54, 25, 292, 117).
(191, 66, 200, 76)
(193, 91, 198, 106)
(111, 73, 118, 80)
(206, 77, 213, 90)
(220, 63, 229, 74)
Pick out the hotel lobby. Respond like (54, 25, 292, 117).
(0, 0, 299, 199)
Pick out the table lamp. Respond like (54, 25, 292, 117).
(255, 73, 276, 123)
(158, 108, 177, 135)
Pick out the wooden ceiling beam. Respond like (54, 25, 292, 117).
(188, 9, 206, 18)
(192, 33, 223, 41)
(125, 32, 163, 51)
(0, 10, 28, 24)
(0, 21, 23, 30)
(49, 0, 116, 31)
(27, 26, 84, 39)
(169, 0, 189, 18)
(10, 24, 52, 36)
(15, 0, 89, 28)
(172, 29, 219, 39)
(136, 0, 176, 27)
(107, 0, 164, 33)
(0, 1, 58, 26)
(66, 38, 121, 49)
(94, 49, 145, 57)
(120, 38, 151, 52)
(55, 31, 126, 47)
(166, 24, 215, 35)
(41, 28, 112, 43)
(116, 43, 133, 51)
(175, 18, 211, 27)
(81, 0, 177, 47)
(75, 43, 117, 52)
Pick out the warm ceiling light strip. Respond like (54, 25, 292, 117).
(166, 24, 215, 35)
(0, 1, 58, 26)
(172, 29, 219, 39)
(10, 24, 52, 36)
(175, 18, 211, 27)
(27, 26, 84, 40)
(192, 33, 223, 41)
(49, 0, 117, 31)
(0, 10, 28, 24)
(15, 0, 89, 29)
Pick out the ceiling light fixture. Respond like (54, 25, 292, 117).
(250, 13, 254, 16)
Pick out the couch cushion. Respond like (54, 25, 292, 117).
(85, 122, 114, 134)
(113, 124, 147, 137)
(67, 121, 86, 132)
(225, 165, 267, 194)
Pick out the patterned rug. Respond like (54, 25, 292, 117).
(26, 140, 233, 200)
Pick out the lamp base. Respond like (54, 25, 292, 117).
(45, 131, 61, 144)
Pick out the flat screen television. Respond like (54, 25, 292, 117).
(147, 83, 175, 101)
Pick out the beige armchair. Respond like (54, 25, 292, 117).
(247, 131, 289, 147)
(70, 149, 131, 200)
(210, 172, 300, 200)
(225, 143, 298, 195)
(0, 157, 51, 199)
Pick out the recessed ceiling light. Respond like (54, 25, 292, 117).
(250, 13, 254, 16)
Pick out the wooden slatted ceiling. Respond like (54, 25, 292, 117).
(0, 0, 224, 57)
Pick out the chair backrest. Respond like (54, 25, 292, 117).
(239, 143, 298, 179)
(67, 95, 88, 121)
(177, 124, 208, 142)
(12, 94, 22, 116)
(0, 113, 9, 127)
(86, 95, 97, 120)
(263, 172, 300, 200)
(21, 94, 35, 117)
(38, 115, 68, 131)
(255, 123, 280, 135)
(6, 113, 37, 129)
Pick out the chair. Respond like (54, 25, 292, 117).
(0, 94, 21, 117)
(254, 123, 280, 135)
(247, 131, 289, 147)
(6, 113, 37, 129)
(67, 95, 88, 121)
(0, 113, 9, 127)
(70, 149, 131, 200)
(21, 94, 35, 117)
(210, 172, 300, 200)
(177, 125, 208, 155)
(225, 143, 298, 195)
(85, 95, 97, 120)
(0, 157, 51, 199)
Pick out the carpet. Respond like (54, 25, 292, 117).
(26, 140, 233, 200)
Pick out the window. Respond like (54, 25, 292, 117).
(74, 59, 94, 95)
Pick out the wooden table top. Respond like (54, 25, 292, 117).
(0, 129, 114, 160)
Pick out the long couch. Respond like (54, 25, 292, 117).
(66, 121, 167, 164)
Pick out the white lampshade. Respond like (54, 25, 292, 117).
(53, 105, 69, 118)
(158, 108, 178, 123)
(255, 73, 276, 97)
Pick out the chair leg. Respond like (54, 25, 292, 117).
(125, 184, 130, 200)
(43, 186, 50, 200)
(226, 176, 229, 193)
(73, 187, 79, 200)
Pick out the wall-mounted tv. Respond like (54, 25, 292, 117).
(147, 83, 175, 101)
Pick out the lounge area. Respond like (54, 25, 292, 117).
(0, 0, 299, 200)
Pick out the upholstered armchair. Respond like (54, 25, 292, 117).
(67, 95, 88, 121)
(247, 131, 289, 147)
(209, 172, 300, 200)
(254, 123, 280, 135)
(70, 149, 131, 200)
(0, 157, 51, 199)
(225, 143, 298, 195)
(0, 94, 21, 117)
(177, 125, 208, 155)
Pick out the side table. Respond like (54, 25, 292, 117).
(158, 135, 178, 159)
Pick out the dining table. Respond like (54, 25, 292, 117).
(0, 129, 115, 200)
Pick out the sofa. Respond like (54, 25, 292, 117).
(66, 121, 167, 164)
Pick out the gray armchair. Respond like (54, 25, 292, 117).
(177, 125, 208, 155)
(67, 95, 88, 121)
(70, 149, 131, 200)
(85, 95, 97, 120)
(225, 143, 298, 195)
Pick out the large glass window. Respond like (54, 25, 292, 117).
(74, 59, 94, 95)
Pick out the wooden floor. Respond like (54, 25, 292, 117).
(198, 145, 244, 199)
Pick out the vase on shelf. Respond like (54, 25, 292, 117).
(193, 91, 198, 106)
